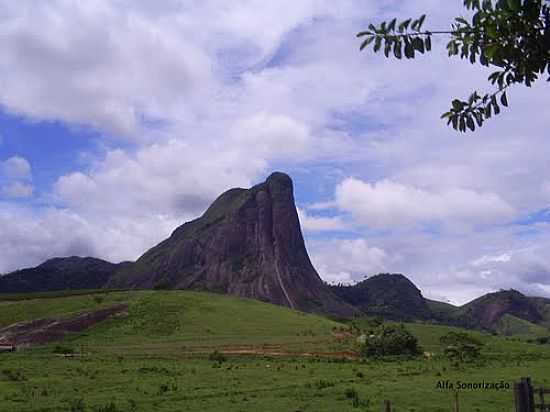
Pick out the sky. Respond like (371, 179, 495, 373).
(0, 1, 549, 305)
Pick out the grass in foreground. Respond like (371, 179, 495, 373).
(1, 290, 550, 411)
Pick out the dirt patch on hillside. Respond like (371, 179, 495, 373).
(0, 303, 128, 346)
(178, 344, 359, 359)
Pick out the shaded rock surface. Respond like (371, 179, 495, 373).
(108, 172, 355, 317)
(0, 257, 126, 294)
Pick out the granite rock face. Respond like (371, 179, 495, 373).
(108, 172, 355, 317)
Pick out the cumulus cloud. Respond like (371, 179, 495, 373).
(0, 156, 33, 199)
(297, 207, 347, 232)
(2, 182, 33, 198)
(1, 156, 32, 180)
(307, 238, 389, 284)
(334, 177, 515, 228)
(53, 139, 264, 217)
(0, 203, 181, 273)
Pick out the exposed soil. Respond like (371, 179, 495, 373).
(0, 303, 128, 346)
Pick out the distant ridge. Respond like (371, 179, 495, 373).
(328, 273, 432, 321)
(0, 257, 127, 294)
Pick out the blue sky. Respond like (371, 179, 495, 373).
(1, 1, 549, 304)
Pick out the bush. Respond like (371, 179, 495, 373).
(52, 345, 74, 355)
(208, 350, 227, 363)
(439, 331, 484, 363)
(359, 324, 421, 358)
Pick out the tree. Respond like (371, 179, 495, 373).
(359, 324, 422, 357)
(439, 331, 484, 363)
(357, 0, 550, 132)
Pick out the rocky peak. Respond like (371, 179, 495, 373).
(108, 172, 355, 317)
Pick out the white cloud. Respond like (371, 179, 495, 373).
(2, 182, 33, 198)
(307, 238, 388, 284)
(231, 112, 311, 159)
(53, 139, 263, 217)
(334, 177, 515, 228)
(297, 207, 347, 232)
(0, 202, 181, 273)
(471, 253, 512, 267)
(1, 156, 32, 180)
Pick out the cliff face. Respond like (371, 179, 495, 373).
(108, 172, 355, 317)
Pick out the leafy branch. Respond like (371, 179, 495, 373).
(357, 0, 550, 132)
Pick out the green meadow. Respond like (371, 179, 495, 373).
(1, 290, 550, 411)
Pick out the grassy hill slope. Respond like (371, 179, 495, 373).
(0, 290, 342, 354)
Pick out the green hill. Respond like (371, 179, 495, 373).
(0, 290, 342, 354)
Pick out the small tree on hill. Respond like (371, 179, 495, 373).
(360, 324, 422, 357)
(439, 331, 484, 363)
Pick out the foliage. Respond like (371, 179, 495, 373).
(359, 324, 422, 357)
(439, 331, 484, 362)
(357, 0, 550, 132)
(208, 350, 227, 363)
(53, 345, 74, 355)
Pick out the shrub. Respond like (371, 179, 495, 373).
(208, 350, 227, 363)
(53, 345, 74, 355)
(439, 331, 484, 363)
(359, 324, 421, 358)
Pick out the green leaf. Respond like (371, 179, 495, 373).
(398, 18, 412, 32)
(459, 116, 466, 132)
(360, 36, 375, 51)
(425, 36, 432, 51)
(412, 37, 424, 53)
(507, 0, 521, 12)
(491, 95, 500, 114)
(388, 18, 397, 32)
(466, 116, 475, 131)
(485, 104, 492, 118)
(356, 31, 372, 38)
(404, 39, 414, 58)
(474, 111, 483, 127)
(452, 99, 464, 111)
(394, 40, 403, 59)
(384, 39, 392, 57)
(374, 36, 382, 52)
(417, 14, 426, 29)
(500, 91, 508, 107)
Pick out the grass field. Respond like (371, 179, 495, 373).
(1, 290, 550, 411)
